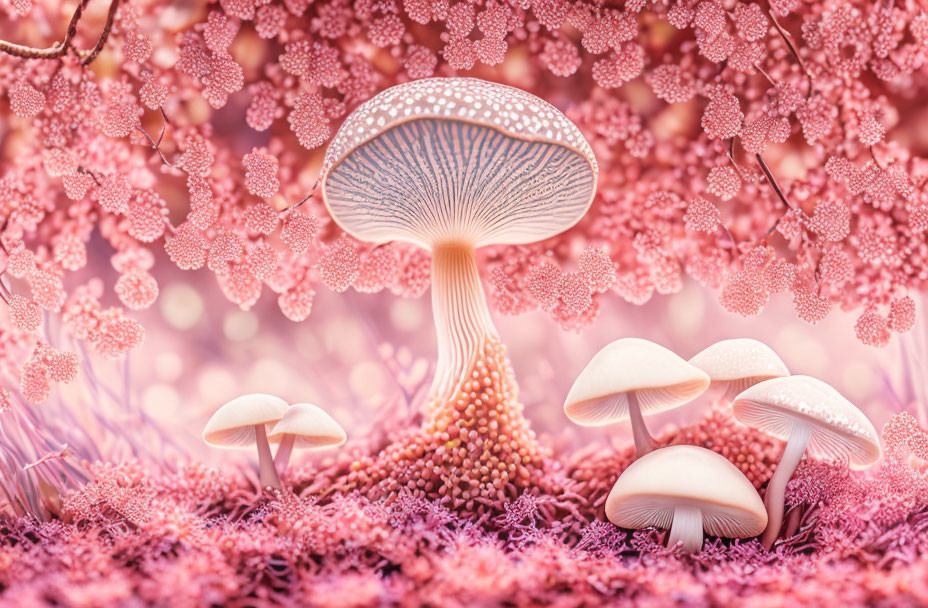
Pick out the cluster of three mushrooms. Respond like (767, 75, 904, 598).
(563, 338, 767, 553)
(202, 394, 346, 490)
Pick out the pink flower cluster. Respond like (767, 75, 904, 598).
(0, 0, 924, 411)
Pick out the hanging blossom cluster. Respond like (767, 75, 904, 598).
(0, 0, 927, 406)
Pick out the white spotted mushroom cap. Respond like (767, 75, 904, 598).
(321, 77, 598, 248)
(732, 375, 881, 469)
(202, 394, 289, 448)
(689, 339, 789, 401)
(267, 403, 347, 449)
(606, 445, 767, 538)
(564, 338, 710, 426)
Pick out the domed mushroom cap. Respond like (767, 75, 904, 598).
(202, 394, 289, 448)
(606, 445, 767, 538)
(732, 376, 881, 469)
(267, 403, 347, 449)
(564, 338, 710, 426)
(321, 77, 598, 248)
(689, 339, 789, 398)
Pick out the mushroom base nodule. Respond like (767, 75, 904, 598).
(341, 336, 549, 513)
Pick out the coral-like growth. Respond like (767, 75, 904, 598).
(1, 411, 926, 606)
(342, 337, 545, 513)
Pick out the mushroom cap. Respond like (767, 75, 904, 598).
(564, 338, 710, 426)
(732, 375, 881, 469)
(267, 403, 347, 449)
(689, 339, 789, 399)
(321, 77, 598, 249)
(606, 445, 767, 538)
(202, 394, 289, 449)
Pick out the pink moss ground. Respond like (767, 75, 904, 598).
(1, 409, 926, 607)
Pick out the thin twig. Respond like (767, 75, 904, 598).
(281, 177, 321, 215)
(0, 0, 120, 65)
(0, 0, 89, 59)
(767, 8, 814, 96)
(76, 165, 102, 186)
(755, 153, 797, 213)
(755, 152, 804, 242)
(754, 62, 777, 86)
(134, 124, 176, 168)
(726, 138, 749, 182)
(77, 0, 120, 66)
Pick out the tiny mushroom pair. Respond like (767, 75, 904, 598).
(566, 338, 881, 553)
(202, 394, 347, 490)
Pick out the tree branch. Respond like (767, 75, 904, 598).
(0, 0, 120, 65)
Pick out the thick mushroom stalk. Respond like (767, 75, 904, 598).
(430, 242, 497, 402)
(255, 424, 282, 490)
(761, 421, 811, 549)
(668, 504, 704, 554)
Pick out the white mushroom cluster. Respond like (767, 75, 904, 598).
(203, 395, 346, 491)
(566, 338, 882, 553)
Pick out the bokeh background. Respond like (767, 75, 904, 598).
(133, 261, 925, 467)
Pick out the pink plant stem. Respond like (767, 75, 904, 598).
(274, 434, 295, 473)
(762, 422, 811, 549)
(627, 391, 657, 459)
(255, 424, 282, 490)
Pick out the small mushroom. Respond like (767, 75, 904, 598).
(732, 375, 881, 549)
(202, 394, 289, 490)
(268, 403, 347, 473)
(689, 338, 789, 402)
(564, 338, 710, 458)
(606, 445, 767, 554)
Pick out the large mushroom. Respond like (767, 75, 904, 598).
(320, 78, 598, 504)
(689, 338, 789, 402)
(732, 375, 881, 549)
(564, 338, 710, 458)
(606, 445, 767, 554)
(202, 394, 289, 490)
(322, 77, 596, 402)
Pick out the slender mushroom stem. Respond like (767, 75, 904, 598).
(274, 434, 295, 473)
(254, 424, 282, 490)
(627, 391, 658, 458)
(668, 504, 704, 554)
(762, 421, 811, 549)
(784, 504, 803, 537)
(429, 242, 498, 402)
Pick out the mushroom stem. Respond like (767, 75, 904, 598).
(762, 421, 811, 549)
(429, 242, 498, 402)
(668, 504, 704, 554)
(255, 424, 282, 490)
(784, 504, 803, 537)
(274, 434, 295, 473)
(627, 392, 658, 458)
